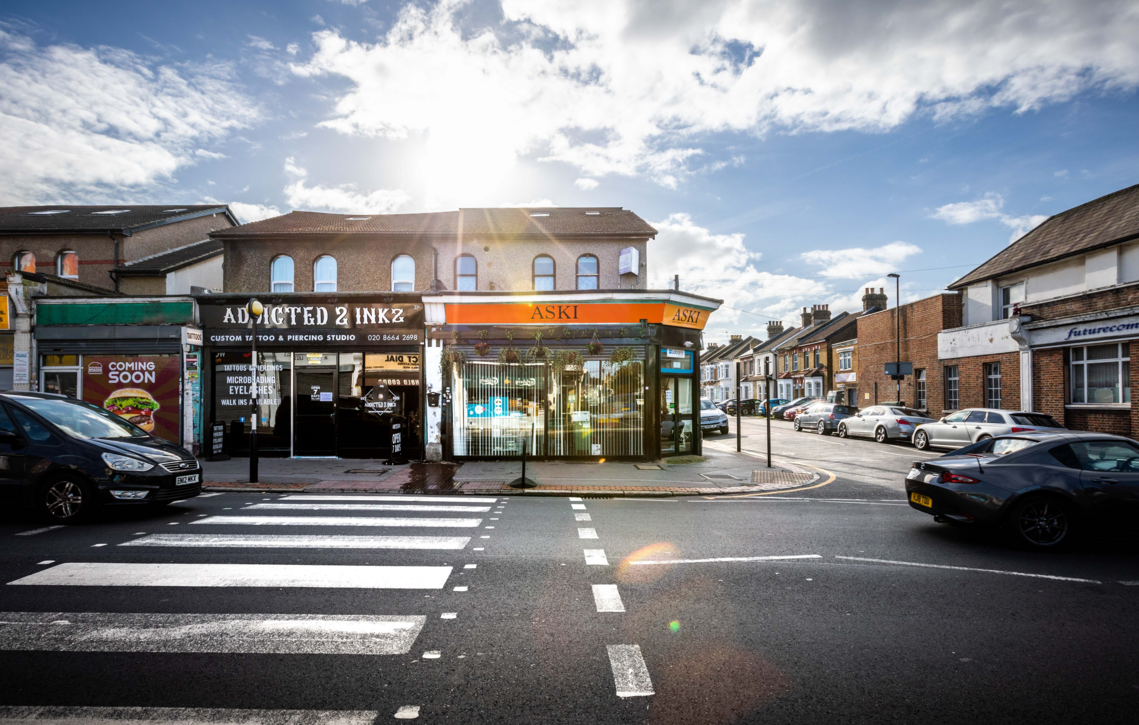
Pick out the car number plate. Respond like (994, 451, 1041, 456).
(910, 492, 933, 508)
(176, 474, 200, 486)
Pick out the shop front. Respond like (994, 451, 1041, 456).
(200, 294, 425, 459)
(32, 298, 201, 451)
(422, 290, 721, 462)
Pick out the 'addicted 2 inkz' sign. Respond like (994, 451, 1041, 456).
(201, 300, 425, 348)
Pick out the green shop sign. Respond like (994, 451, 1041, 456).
(37, 301, 194, 327)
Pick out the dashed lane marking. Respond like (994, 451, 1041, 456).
(575, 513, 592, 521)
(394, 705, 421, 720)
(584, 549, 609, 566)
(592, 584, 625, 612)
(571, 503, 587, 510)
(578, 528, 598, 539)
(834, 556, 1102, 584)
(15, 526, 64, 537)
(607, 644, 654, 698)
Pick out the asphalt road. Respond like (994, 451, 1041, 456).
(1, 437, 1137, 723)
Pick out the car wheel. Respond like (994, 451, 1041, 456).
(1007, 496, 1075, 551)
(874, 427, 888, 443)
(39, 476, 95, 524)
(977, 435, 993, 442)
(817, 421, 828, 436)
(793, 418, 802, 431)
(914, 430, 930, 451)
(719, 425, 729, 435)
(837, 423, 848, 438)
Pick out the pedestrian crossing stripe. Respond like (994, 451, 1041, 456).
(119, 534, 471, 549)
(8, 563, 452, 589)
(192, 516, 482, 527)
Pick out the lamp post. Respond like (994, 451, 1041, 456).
(764, 357, 772, 468)
(247, 298, 264, 484)
(887, 273, 900, 404)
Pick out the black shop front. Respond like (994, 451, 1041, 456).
(200, 293, 424, 459)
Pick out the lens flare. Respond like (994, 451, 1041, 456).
(669, 620, 680, 633)
(616, 542, 680, 584)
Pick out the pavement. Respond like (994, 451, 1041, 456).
(200, 432, 821, 497)
(1, 430, 1137, 723)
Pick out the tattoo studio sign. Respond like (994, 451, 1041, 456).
(201, 301, 424, 347)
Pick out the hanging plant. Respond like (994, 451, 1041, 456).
(528, 329, 549, 360)
(609, 346, 635, 365)
(587, 331, 604, 356)
(440, 346, 466, 376)
(498, 346, 522, 364)
(552, 349, 584, 380)
(474, 329, 491, 357)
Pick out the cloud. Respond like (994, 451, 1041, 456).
(931, 192, 1049, 242)
(229, 201, 281, 224)
(311, 15, 326, 26)
(574, 178, 599, 190)
(330, 0, 369, 5)
(291, 0, 1139, 189)
(499, 199, 556, 208)
(194, 149, 226, 160)
(1054, 169, 1069, 177)
(247, 35, 276, 51)
(282, 157, 409, 213)
(800, 241, 922, 278)
(286, 43, 299, 56)
(0, 29, 259, 204)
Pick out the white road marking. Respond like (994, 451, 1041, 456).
(193, 516, 482, 528)
(575, 513, 592, 521)
(584, 550, 609, 566)
(0, 612, 426, 655)
(247, 503, 492, 513)
(631, 554, 822, 566)
(453, 586, 468, 592)
(607, 644, 654, 697)
(485, 526, 495, 529)
(133, 532, 146, 535)
(422, 651, 440, 659)
(37, 561, 54, 566)
(441, 613, 457, 619)
(15, 526, 64, 537)
(121, 534, 470, 550)
(464, 564, 477, 569)
(0, 707, 379, 724)
(709, 497, 908, 506)
(1120, 581, 1139, 586)
(9, 563, 453, 589)
(571, 503, 587, 510)
(394, 705, 421, 720)
(167, 522, 179, 526)
(834, 556, 1102, 584)
(578, 528, 598, 539)
(197, 493, 223, 497)
(569, 497, 582, 501)
(592, 584, 625, 612)
(91, 544, 107, 548)
(280, 495, 498, 503)
(473, 547, 484, 551)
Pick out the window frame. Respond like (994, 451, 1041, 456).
(13, 251, 35, 274)
(391, 254, 415, 292)
(576, 254, 599, 290)
(313, 255, 337, 293)
(1069, 342, 1130, 405)
(999, 282, 1025, 319)
(838, 350, 852, 371)
(270, 255, 294, 293)
(984, 362, 1001, 409)
(455, 254, 478, 291)
(915, 368, 927, 410)
(532, 255, 555, 291)
(945, 365, 959, 410)
(55, 250, 78, 279)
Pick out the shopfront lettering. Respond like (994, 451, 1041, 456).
(529, 304, 579, 321)
(1064, 321, 1139, 340)
(670, 308, 702, 325)
(203, 303, 421, 331)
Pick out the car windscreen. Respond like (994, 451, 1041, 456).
(834, 406, 858, 415)
(15, 397, 149, 439)
(891, 408, 926, 417)
(1011, 413, 1063, 428)
(700, 400, 716, 410)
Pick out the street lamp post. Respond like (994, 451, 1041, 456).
(764, 357, 772, 468)
(887, 273, 900, 404)
(247, 298, 264, 484)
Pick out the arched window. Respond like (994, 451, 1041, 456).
(313, 256, 337, 292)
(455, 255, 477, 291)
(391, 255, 415, 291)
(533, 255, 555, 290)
(270, 255, 294, 292)
(56, 251, 78, 279)
(576, 254, 598, 290)
(13, 251, 35, 274)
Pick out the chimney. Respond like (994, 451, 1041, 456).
(812, 304, 831, 324)
(730, 334, 742, 341)
(766, 320, 784, 340)
(862, 287, 888, 311)
(709, 342, 719, 349)
(801, 307, 813, 328)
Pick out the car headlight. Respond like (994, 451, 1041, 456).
(102, 452, 155, 472)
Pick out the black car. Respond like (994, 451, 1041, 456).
(794, 403, 859, 434)
(725, 399, 759, 416)
(905, 430, 1139, 550)
(0, 392, 201, 523)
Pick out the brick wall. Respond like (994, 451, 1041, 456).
(856, 293, 961, 411)
(952, 352, 1020, 410)
(1020, 282, 1139, 321)
(1067, 409, 1131, 436)
(1032, 347, 1067, 425)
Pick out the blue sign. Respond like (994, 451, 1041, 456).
(467, 397, 509, 418)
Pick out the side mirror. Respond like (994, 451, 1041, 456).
(939, 417, 946, 423)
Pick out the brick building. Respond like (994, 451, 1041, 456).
(941, 183, 1139, 435)
(858, 290, 962, 412)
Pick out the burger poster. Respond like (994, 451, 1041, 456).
(82, 355, 181, 443)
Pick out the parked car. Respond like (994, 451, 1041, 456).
(838, 405, 935, 443)
(716, 399, 734, 412)
(905, 430, 1139, 550)
(794, 403, 860, 435)
(912, 409, 1065, 451)
(699, 398, 730, 435)
(753, 398, 789, 416)
(782, 403, 814, 422)
(772, 397, 817, 419)
(0, 391, 201, 523)
(725, 399, 760, 416)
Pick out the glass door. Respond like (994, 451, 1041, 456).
(294, 357, 337, 456)
(660, 375, 694, 456)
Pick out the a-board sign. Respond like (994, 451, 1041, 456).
(211, 421, 225, 457)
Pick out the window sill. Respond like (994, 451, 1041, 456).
(1065, 404, 1131, 410)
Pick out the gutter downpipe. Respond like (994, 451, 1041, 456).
(109, 231, 120, 292)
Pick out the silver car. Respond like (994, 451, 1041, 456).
(912, 408, 1064, 451)
(837, 405, 935, 444)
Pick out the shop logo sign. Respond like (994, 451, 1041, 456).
(203, 302, 423, 330)
(86, 362, 103, 375)
(1064, 321, 1139, 340)
(530, 304, 579, 320)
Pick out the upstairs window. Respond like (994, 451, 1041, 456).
(271, 255, 294, 293)
(314, 256, 337, 292)
(56, 251, 78, 279)
(391, 255, 415, 292)
(1071, 343, 1130, 404)
(533, 255, 555, 290)
(838, 350, 852, 371)
(13, 251, 35, 273)
(455, 255, 477, 291)
(1000, 282, 1025, 319)
(576, 255, 599, 290)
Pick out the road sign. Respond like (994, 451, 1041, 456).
(884, 362, 913, 376)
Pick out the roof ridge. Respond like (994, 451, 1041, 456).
(122, 238, 214, 266)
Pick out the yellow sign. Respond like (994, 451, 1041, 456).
(365, 353, 421, 371)
(663, 303, 708, 330)
(0, 295, 8, 331)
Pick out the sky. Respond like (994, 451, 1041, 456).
(2, 0, 1138, 342)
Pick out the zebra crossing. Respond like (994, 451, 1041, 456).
(1, 492, 501, 719)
